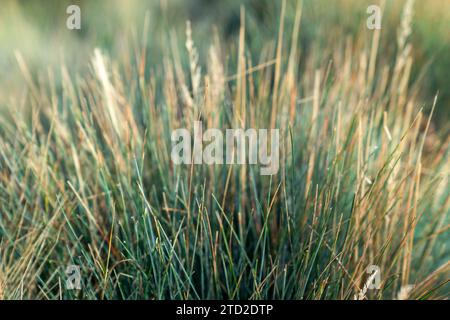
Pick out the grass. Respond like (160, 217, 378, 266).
(0, 0, 448, 299)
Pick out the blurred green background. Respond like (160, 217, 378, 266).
(1, 0, 449, 129)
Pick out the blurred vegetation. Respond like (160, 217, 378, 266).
(0, 0, 449, 129)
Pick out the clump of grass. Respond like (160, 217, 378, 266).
(0, 1, 448, 299)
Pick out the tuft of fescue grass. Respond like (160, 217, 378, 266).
(0, 1, 448, 299)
